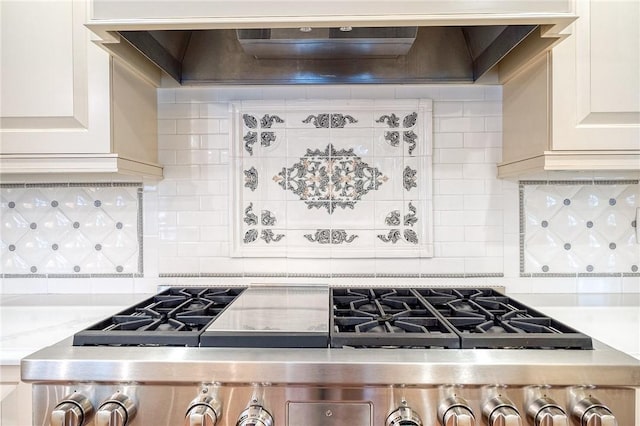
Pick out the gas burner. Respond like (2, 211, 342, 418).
(331, 288, 461, 348)
(413, 288, 593, 349)
(73, 287, 245, 347)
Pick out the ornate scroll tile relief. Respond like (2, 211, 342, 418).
(231, 100, 433, 258)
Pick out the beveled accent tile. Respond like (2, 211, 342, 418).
(521, 181, 640, 275)
(0, 184, 142, 277)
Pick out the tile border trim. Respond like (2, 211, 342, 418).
(158, 272, 504, 279)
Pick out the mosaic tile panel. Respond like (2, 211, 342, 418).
(521, 181, 640, 276)
(230, 100, 433, 258)
(0, 183, 142, 277)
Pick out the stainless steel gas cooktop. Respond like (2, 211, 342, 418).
(23, 285, 639, 426)
(72, 286, 593, 350)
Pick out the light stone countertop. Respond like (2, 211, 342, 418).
(1, 292, 639, 366)
(0, 294, 150, 366)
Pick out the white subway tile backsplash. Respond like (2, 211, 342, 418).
(439, 148, 486, 164)
(157, 182, 177, 197)
(157, 196, 200, 211)
(200, 134, 229, 150)
(433, 195, 465, 211)
(433, 133, 464, 149)
(484, 86, 503, 101)
(464, 226, 503, 242)
(622, 277, 640, 293)
(462, 164, 496, 179)
(162, 165, 200, 180)
(438, 179, 484, 195)
(175, 150, 221, 165)
(438, 117, 485, 133)
(394, 86, 440, 100)
(199, 103, 230, 118)
(350, 85, 396, 99)
(434, 226, 465, 242)
(463, 195, 503, 210)
(199, 196, 229, 211)
(157, 103, 200, 119)
(577, 277, 623, 293)
(484, 116, 503, 132)
(464, 101, 501, 116)
(464, 210, 503, 226)
(200, 165, 228, 180)
(177, 242, 226, 258)
(157, 88, 176, 104)
(158, 150, 177, 165)
(176, 212, 211, 227)
(159, 256, 200, 273)
(7, 84, 634, 295)
(158, 242, 178, 257)
(157, 119, 177, 134)
(484, 147, 502, 163)
(437, 211, 465, 226)
(174, 87, 219, 103)
(438, 85, 485, 100)
(433, 164, 463, 179)
(159, 134, 201, 150)
(304, 86, 349, 99)
(433, 102, 464, 117)
(176, 119, 221, 134)
(464, 257, 503, 273)
(200, 226, 230, 242)
(262, 86, 307, 100)
(463, 132, 502, 148)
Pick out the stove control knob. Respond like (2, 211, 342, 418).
(96, 392, 137, 426)
(185, 394, 222, 426)
(386, 406, 423, 426)
(438, 396, 475, 426)
(50, 392, 94, 426)
(571, 396, 618, 426)
(236, 405, 274, 426)
(526, 397, 568, 426)
(483, 396, 523, 426)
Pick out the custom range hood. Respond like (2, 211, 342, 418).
(86, 1, 577, 85)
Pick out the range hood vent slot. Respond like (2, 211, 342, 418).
(118, 25, 538, 85)
(236, 27, 419, 59)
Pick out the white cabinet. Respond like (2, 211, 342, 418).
(0, 0, 162, 180)
(0, 366, 31, 426)
(498, 0, 640, 177)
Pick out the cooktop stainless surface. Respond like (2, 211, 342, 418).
(202, 286, 330, 347)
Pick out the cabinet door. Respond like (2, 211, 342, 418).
(552, 0, 640, 151)
(0, 0, 110, 154)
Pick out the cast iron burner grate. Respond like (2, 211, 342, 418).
(73, 287, 245, 347)
(330, 288, 461, 348)
(413, 288, 593, 349)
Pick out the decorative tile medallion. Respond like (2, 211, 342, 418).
(520, 180, 640, 276)
(231, 100, 433, 258)
(273, 144, 388, 214)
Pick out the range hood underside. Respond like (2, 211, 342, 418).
(118, 26, 538, 85)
